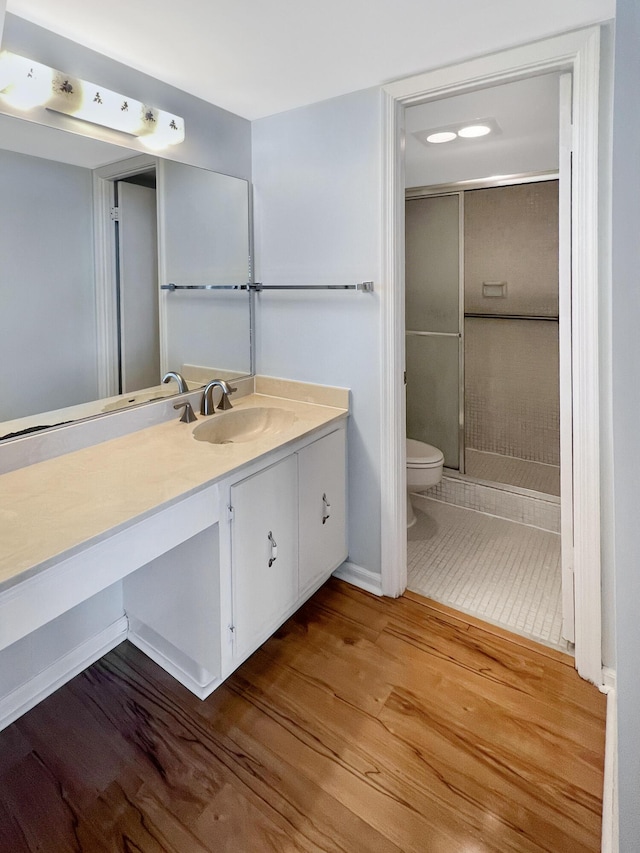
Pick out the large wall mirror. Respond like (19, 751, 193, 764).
(0, 112, 252, 442)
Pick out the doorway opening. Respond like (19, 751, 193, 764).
(379, 27, 602, 685)
(93, 154, 161, 401)
(404, 145, 566, 648)
(112, 169, 159, 395)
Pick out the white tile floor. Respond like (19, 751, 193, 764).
(465, 449, 560, 496)
(428, 474, 561, 532)
(408, 497, 570, 652)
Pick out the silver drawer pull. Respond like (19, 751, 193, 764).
(268, 531, 278, 566)
(322, 493, 331, 525)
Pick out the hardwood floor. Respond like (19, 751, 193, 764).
(0, 579, 606, 852)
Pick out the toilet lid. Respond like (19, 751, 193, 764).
(406, 439, 444, 467)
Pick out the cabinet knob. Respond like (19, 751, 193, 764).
(268, 531, 278, 566)
(322, 493, 331, 525)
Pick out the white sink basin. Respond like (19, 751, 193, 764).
(192, 407, 296, 445)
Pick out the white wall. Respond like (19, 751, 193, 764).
(611, 0, 640, 847)
(252, 88, 384, 575)
(0, 149, 98, 423)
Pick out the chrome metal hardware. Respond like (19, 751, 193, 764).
(162, 283, 250, 292)
(322, 493, 331, 524)
(162, 281, 374, 293)
(268, 531, 278, 567)
(201, 379, 238, 415)
(162, 371, 189, 393)
(464, 312, 559, 321)
(251, 281, 374, 293)
(173, 401, 197, 423)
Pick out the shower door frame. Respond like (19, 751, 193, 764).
(379, 27, 603, 688)
(405, 189, 465, 472)
(406, 173, 561, 478)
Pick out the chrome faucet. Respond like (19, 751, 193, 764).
(162, 371, 188, 393)
(201, 379, 237, 415)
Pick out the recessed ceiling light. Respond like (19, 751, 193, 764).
(425, 131, 457, 144)
(458, 124, 492, 138)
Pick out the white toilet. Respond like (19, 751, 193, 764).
(406, 439, 444, 528)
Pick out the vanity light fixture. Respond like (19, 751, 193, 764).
(0, 50, 185, 149)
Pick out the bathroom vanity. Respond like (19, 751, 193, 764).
(0, 379, 349, 729)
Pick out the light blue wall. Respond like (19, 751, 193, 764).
(2, 14, 252, 179)
(252, 88, 384, 575)
(0, 149, 97, 420)
(611, 0, 640, 848)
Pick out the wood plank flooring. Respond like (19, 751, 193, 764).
(0, 579, 606, 852)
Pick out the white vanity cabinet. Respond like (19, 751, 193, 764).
(0, 398, 348, 730)
(230, 455, 299, 661)
(226, 424, 347, 670)
(298, 428, 347, 597)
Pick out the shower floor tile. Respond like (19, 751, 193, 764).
(465, 448, 560, 496)
(407, 498, 569, 652)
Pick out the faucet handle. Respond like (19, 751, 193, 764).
(174, 401, 198, 423)
(217, 385, 237, 411)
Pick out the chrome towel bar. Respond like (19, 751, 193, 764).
(161, 281, 374, 293)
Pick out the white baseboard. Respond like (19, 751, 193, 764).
(333, 561, 384, 596)
(0, 616, 128, 733)
(601, 667, 618, 853)
(127, 616, 221, 700)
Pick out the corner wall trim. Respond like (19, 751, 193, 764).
(333, 561, 384, 596)
(0, 616, 127, 733)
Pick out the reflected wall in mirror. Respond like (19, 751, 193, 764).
(0, 113, 252, 441)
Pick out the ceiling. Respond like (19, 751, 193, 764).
(405, 73, 561, 188)
(6, 0, 614, 120)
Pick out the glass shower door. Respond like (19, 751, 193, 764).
(405, 193, 462, 469)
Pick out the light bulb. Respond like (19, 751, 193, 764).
(426, 131, 457, 144)
(0, 52, 52, 110)
(458, 124, 491, 138)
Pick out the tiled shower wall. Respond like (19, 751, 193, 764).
(464, 182, 559, 316)
(464, 317, 560, 465)
(464, 182, 560, 467)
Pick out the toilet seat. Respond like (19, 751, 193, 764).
(406, 439, 444, 468)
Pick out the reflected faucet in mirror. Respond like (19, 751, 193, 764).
(162, 371, 189, 394)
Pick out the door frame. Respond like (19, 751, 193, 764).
(379, 27, 602, 685)
(93, 154, 158, 398)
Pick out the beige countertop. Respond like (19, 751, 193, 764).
(0, 390, 348, 592)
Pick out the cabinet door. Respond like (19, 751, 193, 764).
(298, 428, 347, 597)
(230, 455, 298, 661)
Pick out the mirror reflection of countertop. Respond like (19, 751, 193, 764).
(0, 380, 349, 592)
